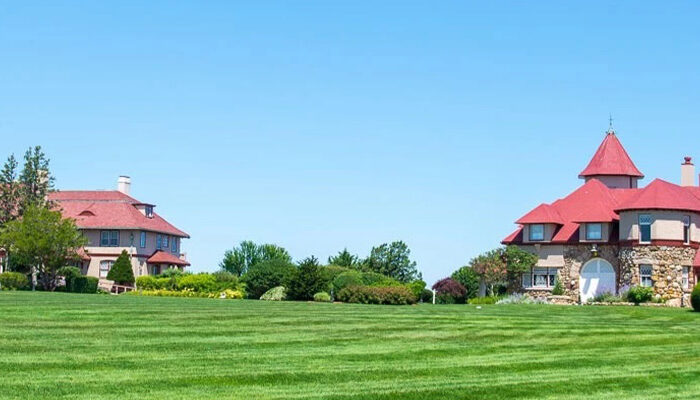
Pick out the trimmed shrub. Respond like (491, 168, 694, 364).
(321, 265, 351, 286)
(313, 291, 331, 302)
(0, 272, 29, 290)
(626, 286, 653, 305)
(176, 274, 217, 292)
(336, 285, 417, 305)
(159, 268, 186, 278)
(420, 288, 433, 303)
(212, 271, 243, 291)
(287, 257, 327, 300)
(332, 271, 364, 292)
(242, 259, 296, 299)
(362, 272, 400, 287)
(551, 279, 565, 295)
(432, 277, 466, 304)
(58, 266, 81, 292)
(468, 296, 502, 305)
(136, 275, 158, 290)
(407, 280, 426, 299)
(106, 250, 135, 285)
(691, 284, 700, 312)
(84, 277, 99, 294)
(260, 286, 286, 301)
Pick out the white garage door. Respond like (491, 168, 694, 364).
(579, 259, 616, 303)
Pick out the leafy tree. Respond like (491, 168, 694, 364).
(241, 258, 296, 299)
(431, 278, 466, 304)
(362, 241, 420, 283)
(469, 249, 506, 296)
(107, 250, 135, 285)
(451, 265, 480, 300)
(503, 245, 537, 286)
(288, 256, 327, 300)
(0, 205, 86, 291)
(220, 240, 291, 276)
(0, 154, 20, 226)
(328, 248, 359, 268)
(18, 146, 54, 213)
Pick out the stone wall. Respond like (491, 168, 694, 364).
(560, 244, 619, 301)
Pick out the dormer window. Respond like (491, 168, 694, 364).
(683, 215, 691, 245)
(529, 224, 545, 241)
(639, 214, 652, 244)
(586, 223, 602, 241)
(145, 205, 154, 218)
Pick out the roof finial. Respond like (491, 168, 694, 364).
(607, 114, 614, 134)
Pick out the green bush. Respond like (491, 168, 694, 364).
(420, 288, 433, 303)
(626, 286, 653, 305)
(467, 296, 502, 305)
(242, 259, 296, 299)
(336, 285, 417, 305)
(260, 286, 286, 301)
(0, 272, 29, 290)
(84, 277, 99, 294)
(332, 271, 364, 292)
(176, 274, 217, 292)
(159, 268, 186, 278)
(136, 275, 157, 290)
(691, 284, 700, 312)
(451, 266, 480, 300)
(58, 266, 82, 292)
(407, 280, 426, 299)
(212, 270, 243, 291)
(287, 257, 328, 301)
(551, 279, 565, 296)
(590, 292, 624, 303)
(313, 291, 331, 302)
(320, 265, 351, 287)
(106, 250, 135, 285)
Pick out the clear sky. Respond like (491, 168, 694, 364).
(2, 1, 700, 285)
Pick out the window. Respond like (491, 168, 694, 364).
(529, 224, 545, 241)
(639, 214, 652, 243)
(586, 223, 603, 241)
(145, 205, 154, 218)
(100, 231, 119, 247)
(140, 231, 147, 248)
(683, 216, 691, 245)
(639, 264, 653, 287)
(171, 237, 178, 253)
(99, 260, 114, 278)
(162, 236, 169, 249)
(683, 266, 690, 289)
(152, 265, 160, 276)
(156, 234, 162, 249)
(522, 267, 558, 288)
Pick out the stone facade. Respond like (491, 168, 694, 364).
(518, 244, 697, 307)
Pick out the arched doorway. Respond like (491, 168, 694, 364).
(579, 258, 616, 303)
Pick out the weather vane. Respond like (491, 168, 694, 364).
(607, 114, 614, 133)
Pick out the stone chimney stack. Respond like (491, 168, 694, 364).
(681, 157, 695, 187)
(117, 175, 131, 195)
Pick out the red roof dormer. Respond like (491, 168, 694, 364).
(579, 131, 644, 179)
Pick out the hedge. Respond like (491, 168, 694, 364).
(0, 272, 29, 290)
(691, 284, 700, 312)
(336, 285, 416, 305)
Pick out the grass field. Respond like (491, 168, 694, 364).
(1, 292, 699, 399)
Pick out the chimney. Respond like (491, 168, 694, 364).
(117, 175, 131, 195)
(681, 157, 695, 187)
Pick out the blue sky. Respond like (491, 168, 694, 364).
(2, 1, 700, 285)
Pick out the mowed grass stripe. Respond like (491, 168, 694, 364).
(0, 292, 699, 399)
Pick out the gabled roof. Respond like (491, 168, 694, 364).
(147, 250, 190, 266)
(49, 191, 189, 238)
(579, 132, 644, 178)
(615, 179, 700, 213)
(516, 203, 565, 225)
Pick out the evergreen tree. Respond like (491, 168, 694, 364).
(0, 154, 20, 226)
(288, 256, 326, 300)
(19, 146, 54, 214)
(107, 250, 135, 285)
(362, 241, 420, 283)
(327, 248, 359, 268)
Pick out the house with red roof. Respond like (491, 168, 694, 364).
(49, 176, 190, 283)
(503, 127, 699, 306)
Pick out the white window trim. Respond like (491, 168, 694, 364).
(682, 266, 690, 289)
(639, 264, 653, 287)
(522, 267, 559, 289)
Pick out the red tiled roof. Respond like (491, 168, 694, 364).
(49, 191, 189, 238)
(615, 179, 700, 213)
(147, 250, 190, 266)
(516, 203, 565, 225)
(579, 132, 644, 178)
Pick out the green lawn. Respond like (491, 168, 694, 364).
(1, 292, 699, 399)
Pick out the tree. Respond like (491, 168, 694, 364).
(328, 248, 359, 268)
(362, 241, 420, 283)
(432, 277, 467, 304)
(469, 249, 506, 296)
(241, 258, 296, 299)
(107, 250, 135, 286)
(451, 265, 480, 300)
(0, 205, 86, 291)
(503, 245, 537, 287)
(220, 240, 292, 276)
(0, 154, 20, 226)
(18, 146, 54, 214)
(287, 256, 327, 300)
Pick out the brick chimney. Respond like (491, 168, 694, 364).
(681, 157, 695, 187)
(117, 175, 131, 195)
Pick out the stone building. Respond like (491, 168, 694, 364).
(502, 126, 700, 306)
